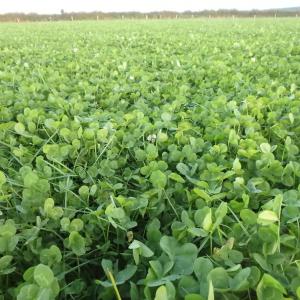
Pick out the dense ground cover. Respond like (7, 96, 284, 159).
(0, 19, 300, 299)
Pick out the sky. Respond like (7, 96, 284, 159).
(0, 0, 300, 14)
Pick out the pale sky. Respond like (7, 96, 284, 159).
(0, 0, 299, 14)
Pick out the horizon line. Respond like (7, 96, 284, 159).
(1, 6, 300, 15)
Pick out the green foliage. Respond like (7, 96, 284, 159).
(0, 19, 300, 300)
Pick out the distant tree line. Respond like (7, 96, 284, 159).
(0, 9, 300, 22)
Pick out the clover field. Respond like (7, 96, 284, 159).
(1, 19, 300, 300)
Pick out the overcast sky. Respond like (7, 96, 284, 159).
(1, 0, 299, 14)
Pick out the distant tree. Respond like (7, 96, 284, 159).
(1, 8, 300, 22)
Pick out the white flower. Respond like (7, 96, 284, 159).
(147, 134, 157, 143)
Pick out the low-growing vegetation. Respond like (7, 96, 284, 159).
(0, 19, 300, 299)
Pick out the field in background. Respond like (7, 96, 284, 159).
(1, 19, 300, 300)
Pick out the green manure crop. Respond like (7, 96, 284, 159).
(0, 19, 300, 299)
